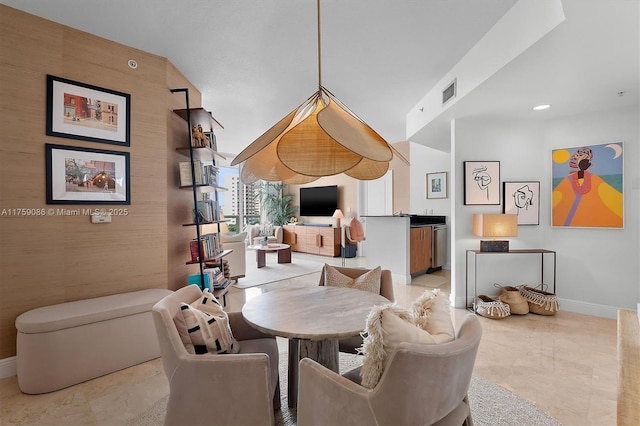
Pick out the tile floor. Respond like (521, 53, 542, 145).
(0, 253, 618, 425)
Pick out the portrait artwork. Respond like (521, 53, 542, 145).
(552, 142, 623, 228)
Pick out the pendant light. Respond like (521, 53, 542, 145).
(231, 0, 408, 184)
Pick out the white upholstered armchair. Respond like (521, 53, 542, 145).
(297, 314, 482, 426)
(152, 286, 280, 425)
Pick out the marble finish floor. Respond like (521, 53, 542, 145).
(0, 253, 617, 425)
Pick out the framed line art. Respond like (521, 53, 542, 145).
(46, 75, 131, 146)
(503, 181, 540, 225)
(463, 161, 500, 205)
(46, 143, 130, 205)
(426, 172, 447, 199)
(551, 142, 623, 228)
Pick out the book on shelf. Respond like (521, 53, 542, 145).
(189, 239, 206, 262)
(193, 199, 215, 223)
(179, 160, 204, 186)
(190, 233, 221, 261)
(204, 131, 217, 151)
(187, 273, 211, 291)
(203, 165, 218, 186)
(213, 279, 231, 290)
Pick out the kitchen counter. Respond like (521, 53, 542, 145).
(362, 215, 447, 284)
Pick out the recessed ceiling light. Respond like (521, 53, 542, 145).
(533, 104, 551, 111)
(127, 59, 138, 69)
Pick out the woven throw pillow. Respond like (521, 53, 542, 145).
(359, 289, 454, 389)
(324, 264, 381, 294)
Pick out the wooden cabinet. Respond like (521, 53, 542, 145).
(410, 226, 432, 274)
(283, 225, 299, 251)
(283, 225, 340, 257)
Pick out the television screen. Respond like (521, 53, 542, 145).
(299, 185, 338, 216)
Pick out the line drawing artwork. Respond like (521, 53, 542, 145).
(503, 181, 539, 225)
(464, 161, 500, 205)
(472, 165, 492, 200)
(512, 184, 534, 215)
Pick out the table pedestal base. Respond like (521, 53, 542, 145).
(287, 338, 339, 408)
(256, 249, 266, 268)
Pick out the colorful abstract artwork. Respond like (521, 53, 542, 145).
(552, 142, 623, 228)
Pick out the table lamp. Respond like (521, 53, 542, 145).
(332, 209, 344, 228)
(472, 213, 518, 252)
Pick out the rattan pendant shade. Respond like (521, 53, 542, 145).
(231, 1, 407, 184)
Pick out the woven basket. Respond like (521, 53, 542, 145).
(496, 284, 529, 315)
(475, 295, 510, 319)
(519, 285, 558, 315)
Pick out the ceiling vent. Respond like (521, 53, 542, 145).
(442, 79, 457, 106)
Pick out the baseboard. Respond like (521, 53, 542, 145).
(392, 273, 411, 285)
(453, 295, 620, 319)
(0, 356, 16, 379)
(557, 298, 619, 319)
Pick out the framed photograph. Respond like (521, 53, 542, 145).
(46, 143, 130, 205)
(426, 172, 447, 199)
(503, 181, 540, 225)
(463, 161, 500, 205)
(551, 142, 623, 228)
(46, 75, 131, 146)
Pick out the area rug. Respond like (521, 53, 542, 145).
(234, 253, 323, 289)
(129, 353, 561, 426)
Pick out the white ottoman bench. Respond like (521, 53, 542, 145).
(15, 288, 172, 394)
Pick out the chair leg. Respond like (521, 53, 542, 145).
(463, 395, 473, 426)
(273, 380, 281, 411)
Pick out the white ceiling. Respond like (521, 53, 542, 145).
(2, 0, 638, 156)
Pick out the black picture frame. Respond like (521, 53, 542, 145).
(46, 143, 130, 205)
(463, 161, 500, 205)
(46, 75, 131, 146)
(503, 181, 540, 225)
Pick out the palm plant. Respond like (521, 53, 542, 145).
(255, 182, 297, 226)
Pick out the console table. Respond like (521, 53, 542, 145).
(466, 249, 556, 313)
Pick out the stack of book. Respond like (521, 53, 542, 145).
(204, 267, 230, 290)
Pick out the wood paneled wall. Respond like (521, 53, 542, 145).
(0, 5, 200, 359)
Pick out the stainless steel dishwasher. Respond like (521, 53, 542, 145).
(429, 224, 448, 272)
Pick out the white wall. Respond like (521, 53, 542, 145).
(541, 106, 639, 316)
(452, 106, 639, 318)
(410, 143, 451, 217)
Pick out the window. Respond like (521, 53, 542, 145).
(218, 165, 262, 233)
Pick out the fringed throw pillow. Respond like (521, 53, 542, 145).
(324, 264, 382, 294)
(359, 289, 455, 389)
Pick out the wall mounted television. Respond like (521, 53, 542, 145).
(299, 185, 338, 216)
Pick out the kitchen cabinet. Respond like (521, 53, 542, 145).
(410, 226, 432, 274)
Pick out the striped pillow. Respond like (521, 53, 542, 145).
(173, 290, 239, 355)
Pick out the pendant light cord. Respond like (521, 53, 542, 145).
(317, 0, 322, 90)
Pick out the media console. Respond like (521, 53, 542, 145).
(282, 225, 340, 257)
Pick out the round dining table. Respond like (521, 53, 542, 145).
(242, 285, 389, 408)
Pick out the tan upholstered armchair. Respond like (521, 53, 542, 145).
(318, 265, 394, 354)
(152, 286, 280, 426)
(297, 314, 482, 426)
